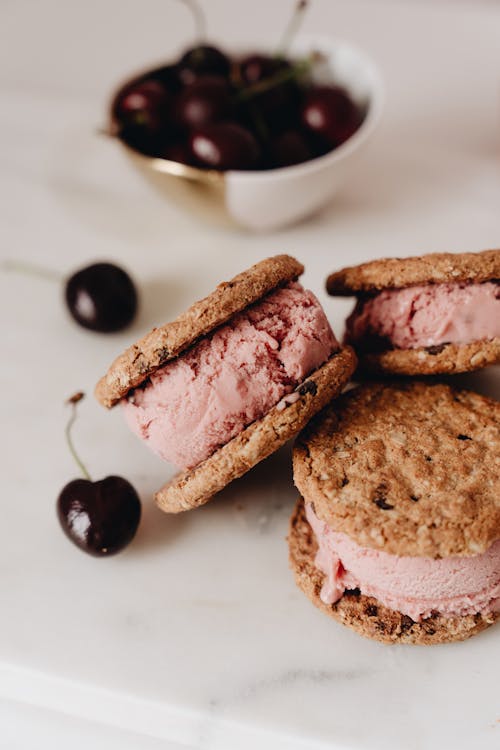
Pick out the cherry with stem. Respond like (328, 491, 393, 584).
(2, 259, 138, 333)
(57, 393, 141, 557)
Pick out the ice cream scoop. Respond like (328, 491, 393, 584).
(345, 281, 500, 351)
(122, 283, 337, 469)
(306, 503, 500, 622)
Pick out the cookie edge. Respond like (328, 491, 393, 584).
(95, 254, 304, 408)
(326, 249, 500, 295)
(358, 338, 500, 375)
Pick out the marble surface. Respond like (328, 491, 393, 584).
(1, 0, 499, 748)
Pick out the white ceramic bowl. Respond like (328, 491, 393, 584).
(111, 35, 384, 231)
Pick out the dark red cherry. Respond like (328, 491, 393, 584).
(236, 54, 281, 85)
(57, 476, 141, 557)
(65, 262, 138, 333)
(237, 57, 300, 135)
(149, 64, 182, 94)
(174, 76, 232, 129)
(178, 45, 230, 85)
(269, 129, 312, 167)
(114, 79, 170, 135)
(301, 85, 358, 147)
(162, 140, 194, 165)
(189, 122, 260, 170)
(57, 392, 141, 557)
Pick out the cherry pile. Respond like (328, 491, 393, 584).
(110, 44, 363, 171)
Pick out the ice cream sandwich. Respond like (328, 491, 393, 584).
(96, 255, 356, 513)
(290, 382, 500, 644)
(326, 249, 500, 375)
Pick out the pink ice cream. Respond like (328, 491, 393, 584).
(346, 281, 500, 350)
(306, 504, 500, 621)
(122, 283, 338, 469)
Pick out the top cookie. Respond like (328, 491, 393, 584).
(293, 381, 500, 559)
(326, 249, 500, 296)
(95, 255, 303, 408)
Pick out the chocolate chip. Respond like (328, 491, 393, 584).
(410, 494, 419, 502)
(426, 344, 447, 355)
(400, 615, 415, 632)
(425, 455, 432, 462)
(298, 380, 317, 397)
(374, 497, 394, 510)
(365, 604, 378, 617)
(345, 588, 361, 597)
(457, 434, 472, 441)
(341, 476, 349, 487)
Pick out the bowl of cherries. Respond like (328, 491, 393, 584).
(108, 11, 383, 231)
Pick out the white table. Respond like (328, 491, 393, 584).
(1, 1, 499, 748)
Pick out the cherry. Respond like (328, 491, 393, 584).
(236, 56, 301, 135)
(269, 129, 312, 167)
(235, 54, 281, 86)
(57, 393, 141, 557)
(149, 64, 182, 94)
(162, 140, 194, 165)
(2, 259, 138, 333)
(113, 78, 172, 155)
(65, 262, 138, 333)
(173, 76, 232, 129)
(58, 477, 141, 557)
(114, 79, 170, 135)
(189, 122, 261, 170)
(178, 45, 230, 85)
(301, 85, 358, 147)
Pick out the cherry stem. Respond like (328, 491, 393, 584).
(236, 56, 312, 102)
(65, 393, 92, 482)
(175, 0, 206, 42)
(276, 0, 310, 56)
(1, 259, 62, 282)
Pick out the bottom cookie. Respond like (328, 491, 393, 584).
(361, 337, 500, 376)
(155, 348, 357, 513)
(288, 499, 498, 645)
